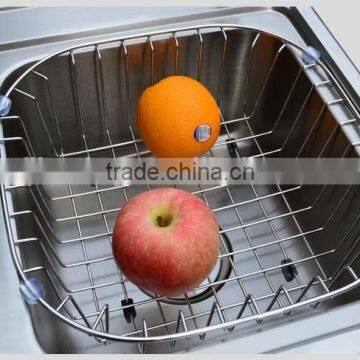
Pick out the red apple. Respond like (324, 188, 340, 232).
(112, 188, 220, 297)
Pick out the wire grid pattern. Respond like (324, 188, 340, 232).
(1, 25, 360, 350)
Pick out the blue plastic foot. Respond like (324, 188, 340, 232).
(0, 95, 11, 116)
(20, 278, 46, 305)
(302, 46, 321, 65)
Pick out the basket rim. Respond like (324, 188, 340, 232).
(2, 23, 360, 343)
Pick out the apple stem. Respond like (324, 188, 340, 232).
(156, 216, 167, 227)
(156, 215, 173, 227)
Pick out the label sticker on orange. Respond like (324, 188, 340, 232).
(194, 125, 212, 142)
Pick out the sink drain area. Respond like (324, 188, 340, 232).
(141, 229, 234, 306)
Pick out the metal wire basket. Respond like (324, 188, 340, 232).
(1, 24, 360, 351)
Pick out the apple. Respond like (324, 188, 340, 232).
(112, 188, 220, 297)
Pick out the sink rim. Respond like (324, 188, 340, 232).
(2, 22, 360, 344)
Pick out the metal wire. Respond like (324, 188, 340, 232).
(1, 24, 360, 348)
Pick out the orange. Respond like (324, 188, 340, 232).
(136, 76, 220, 158)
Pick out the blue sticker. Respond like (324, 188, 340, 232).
(194, 125, 212, 142)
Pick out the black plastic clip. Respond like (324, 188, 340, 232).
(226, 138, 240, 158)
(121, 298, 136, 323)
(281, 258, 298, 282)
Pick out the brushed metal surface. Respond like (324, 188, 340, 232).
(1, 8, 360, 354)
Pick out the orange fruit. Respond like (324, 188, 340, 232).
(136, 76, 220, 158)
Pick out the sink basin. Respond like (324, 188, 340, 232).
(1, 7, 360, 354)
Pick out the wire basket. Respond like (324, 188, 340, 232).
(1, 24, 360, 351)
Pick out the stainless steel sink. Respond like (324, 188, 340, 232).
(1, 7, 360, 354)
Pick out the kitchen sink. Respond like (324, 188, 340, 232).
(1, 7, 360, 354)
